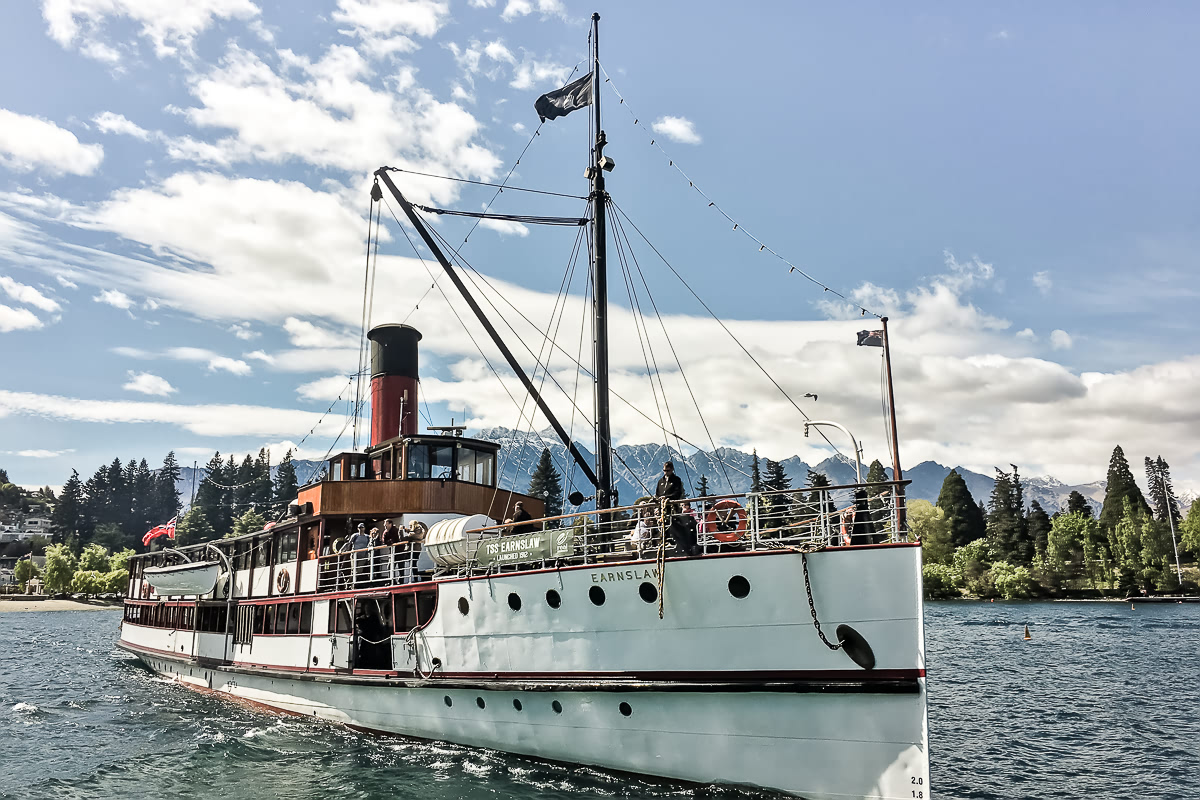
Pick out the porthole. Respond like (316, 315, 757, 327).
(476, 697, 486, 709)
(508, 593, 522, 611)
(312, 656, 318, 665)
(638, 582, 658, 603)
(619, 702, 632, 717)
(432, 657, 442, 669)
(552, 700, 563, 714)
(458, 597, 470, 615)
(444, 695, 453, 707)
(589, 586, 606, 606)
(546, 589, 562, 608)
(513, 698, 523, 711)
(728, 575, 751, 599)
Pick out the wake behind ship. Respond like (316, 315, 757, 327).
(119, 14, 929, 799)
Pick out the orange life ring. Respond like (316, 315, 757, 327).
(839, 506, 856, 546)
(707, 500, 747, 542)
(276, 569, 291, 594)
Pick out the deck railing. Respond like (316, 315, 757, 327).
(309, 480, 910, 588)
(450, 479, 911, 577)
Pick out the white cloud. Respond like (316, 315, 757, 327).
(0, 388, 331, 438)
(510, 55, 571, 91)
(484, 40, 517, 64)
(500, 0, 565, 21)
(451, 84, 475, 104)
(1016, 328, 1035, 340)
(332, 0, 450, 58)
(8, 448, 75, 458)
(651, 116, 702, 145)
(245, 350, 276, 365)
(1050, 329, 1073, 350)
(0, 304, 42, 332)
(228, 322, 260, 340)
(41, 0, 261, 61)
(93, 289, 134, 309)
(166, 347, 252, 375)
(0, 276, 61, 312)
(512, 122, 526, 133)
(92, 111, 152, 140)
(55, 275, 78, 289)
(478, 217, 530, 237)
(1033, 270, 1052, 295)
(284, 317, 356, 349)
(0, 108, 103, 175)
(297, 374, 355, 402)
(470, 0, 497, 6)
(123, 371, 178, 396)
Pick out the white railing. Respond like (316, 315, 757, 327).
(316, 544, 425, 592)
(448, 479, 911, 576)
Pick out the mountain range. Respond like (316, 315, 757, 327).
(175, 427, 1104, 516)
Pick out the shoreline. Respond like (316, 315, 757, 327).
(0, 598, 123, 613)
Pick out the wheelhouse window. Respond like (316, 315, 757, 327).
(277, 531, 298, 565)
(253, 535, 272, 569)
(406, 441, 495, 485)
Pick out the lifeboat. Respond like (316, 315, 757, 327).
(143, 560, 220, 596)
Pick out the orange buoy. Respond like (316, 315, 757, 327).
(1023, 624, 1031, 641)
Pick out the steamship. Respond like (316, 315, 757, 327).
(118, 15, 929, 800)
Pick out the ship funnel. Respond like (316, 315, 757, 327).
(367, 324, 422, 446)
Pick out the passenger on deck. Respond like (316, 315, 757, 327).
(381, 519, 401, 547)
(507, 501, 537, 535)
(656, 463, 699, 556)
(344, 523, 372, 584)
(627, 504, 654, 557)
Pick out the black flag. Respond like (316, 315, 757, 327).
(857, 330, 884, 347)
(535, 72, 593, 122)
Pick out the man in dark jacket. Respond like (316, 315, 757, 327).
(508, 501, 537, 535)
(656, 462, 699, 556)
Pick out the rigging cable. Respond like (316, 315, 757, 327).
(610, 200, 844, 459)
(597, 63, 881, 320)
(609, 199, 736, 494)
(378, 167, 585, 201)
(415, 205, 587, 227)
(353, 194, 380, 450)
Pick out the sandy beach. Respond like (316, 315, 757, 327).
(0, 598, 122, 612)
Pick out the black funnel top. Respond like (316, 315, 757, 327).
(367, 324, 422, 379)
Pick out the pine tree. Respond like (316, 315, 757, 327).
(52, 470, 85, 543)
(986, 466, 1032, 565)
(1066, 490, 1093, 518)
(252, 448, 273, 510)
(1027, 500, 1052, 559)
(274, 449, 299, 514)
(764, 459, 791, 492)
(798, 471, 832, 535)
(121, 459, 138, 532)
(936, 469, 986, 547)
(176, 507, 214, 547)
(750, 450, 763, 494)
(763, 459, 792, 528)
(527, 448, 563, 520)
(694, 474, 710, 497)
(194, 453, 229, 537)
(1144, 456, 1181, 526)
(132, 458, 156, 535)
(156, 451, 182, 523)
(1099, 445, 1151, 533)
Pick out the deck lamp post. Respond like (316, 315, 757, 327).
(803, 421, 865, 484)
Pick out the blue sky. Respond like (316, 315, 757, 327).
(1, 1, 1198, 495)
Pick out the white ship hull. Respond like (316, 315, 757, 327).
(120, 545, 930, 799)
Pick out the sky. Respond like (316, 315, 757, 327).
(1, 1, 1198, 499)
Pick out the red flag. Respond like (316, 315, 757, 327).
(143, 517, 178, 547)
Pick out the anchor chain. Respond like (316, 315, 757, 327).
(801, 552, 842, 652)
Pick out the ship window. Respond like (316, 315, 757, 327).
(332, 599, 353, 634)
(476, 697, 486, 709)
(589, 586, 606, 606)
(552, 700, 563, 714)
(430, 446, 453, 479)
(639, 582, 658, 603)
(277, 532, 298, 565)
(507, 593, 522, 612)
(286, 603, 301, 635)
(299, 602, 313, 634)
(444, 695, 453, 708)
(265, 604, 278, 634)
(728, 575, 751, 599)
(331, 460, 343, 481)
(233, 541, 250, 572)
(416, 590, 436, 625)
(619, 702, 632, 717)
(546, 589, 561, 608)
(253, 536, 272, 569)
(456, 448, 476, 483)
(458, 597, 469, 616)
(394, 593, 419, 633)
(406, 445, 428, 479)
(513, 698, 522, 711)
(253, 603, 265, 634)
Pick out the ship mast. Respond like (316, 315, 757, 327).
(589, 12, 615, 510)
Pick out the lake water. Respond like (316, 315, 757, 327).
(1, 602, 1197, 799)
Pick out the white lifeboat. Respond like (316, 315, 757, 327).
(424, 514, 494, 567)
(143, 560, 220, 596)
